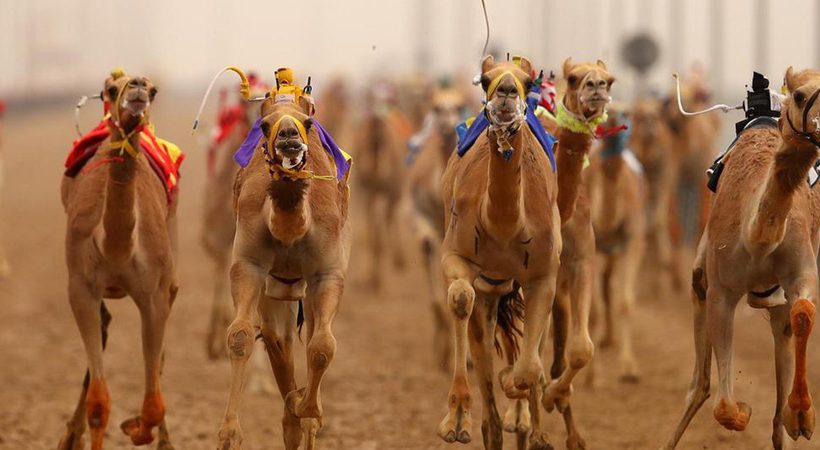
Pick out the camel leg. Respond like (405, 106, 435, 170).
(527, 379, 553, 450)
(514, 278, 556, 391)
(259, 299, 302, 450)
(707, 286, 749, 431)
(217, 259, 265, 450)
(156, 351, 175, 450)
(67, 277, 108, 450)
(769, 304, 794, 450)
(610, 253, 640, 383)
(120, 286, 172, 446)
(386, 192, 407, 270)
(438, 255, 476, 443)
(58, 303, 112, 450)
(662, 280, 712, 449)
(364, 190, 384, 291)
(422, 235, 452, 373)
(206, 258, 232, 359)
(500, 330, 530, 438)
(467, 294, 503, 450)
(288, 273, 343, 422)
(781, 271, 817, 441)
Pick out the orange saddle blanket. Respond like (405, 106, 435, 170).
(65, 118, 185, 200)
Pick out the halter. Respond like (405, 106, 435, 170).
(109, 77, 147, 159)
(555, 100, 608, 136)
(785, 88, 820, 147)
(486, 71, 525, 99)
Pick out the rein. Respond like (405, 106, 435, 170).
(786, 88, 820, 147)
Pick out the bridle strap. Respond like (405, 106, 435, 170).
(786, 88, 820, 147)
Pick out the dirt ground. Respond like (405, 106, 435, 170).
(1, 99, 819, 450)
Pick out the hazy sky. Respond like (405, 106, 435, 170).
(0, 0, 817, 101)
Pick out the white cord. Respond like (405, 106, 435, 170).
(672, 73, 742, 116)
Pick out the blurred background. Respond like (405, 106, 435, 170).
(2, 1, 820, 449)
(1, 0, 820, 100)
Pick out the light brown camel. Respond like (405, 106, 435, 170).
(200, 79, 276, 395)
(0, 99, 8, 278)
(352, 81, 412, 290)
(406, 87, 467, 372)
(58, 72, 176, 450)
(630, 98, 682, 292)
(437, 55, 562, 450)
(216, 73, 351, 450)
(586, 110, 646, 384)
(664, 67, 820, 450)
(528, 58, 614, 450)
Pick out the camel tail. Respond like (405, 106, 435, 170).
(495, 282, 524, 359)
(297, 299, 304, 338)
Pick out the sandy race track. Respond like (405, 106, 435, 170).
(1, 99, 819, 450)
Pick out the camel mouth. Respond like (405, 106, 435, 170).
(275, 143, 308, 170)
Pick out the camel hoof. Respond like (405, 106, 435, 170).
(542, 380, 572, 413)
(714, 400, 751, 431)
(217, 425, 243, 450)
(528, 431, 554, 450)
(783, 403, 815, 441)
(120, 416, 155, 446)
(438, 406, 472, 444)
(502, 400, 531, 434)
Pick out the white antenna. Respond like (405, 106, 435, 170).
(672, 73, 742, 116)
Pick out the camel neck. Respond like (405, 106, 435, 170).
(482, 128, 525, 239)
(102, 137, 140, 265)
(555, 126, 594, 222)
(439, 130, 457, 165)
(750, 140, 818, 245)
(268, 179, 311, 246)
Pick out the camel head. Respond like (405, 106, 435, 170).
(479, 55, 533, 127)
(431, 87, 467, 137)
(260, 99, 314, 174)
(630, 98, 664, 162)
(105, 72, 157, 132)
(562, 58, 614, 119)
(781, 66, 820, 147)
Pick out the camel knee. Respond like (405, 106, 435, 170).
(447, 279, 475, 320)
(226, 320, 255, 360)
(307, 331, 336, 371)
(567, 336, 594, 370)
(791, 298, 815, 338)
(140, 392, 166, 427)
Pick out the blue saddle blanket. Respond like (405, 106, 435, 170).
(455, 109, 556, 171)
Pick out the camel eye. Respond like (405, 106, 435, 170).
(107, 86, 118, 100)
(794, 91, 806, 106)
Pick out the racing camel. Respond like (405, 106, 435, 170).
(664, 67, 820, 450)
(437, 55, 561, 450)
(406, 86, 467, 372)
(58, 71, 178, 450)
(530, 58, 615, 450)
(215, 69, 351, 450)
(0, 98, 7, 278)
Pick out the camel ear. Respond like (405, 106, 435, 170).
(517, 57, 532, 76)
(785, 66, 798, 93)
(481, 55, 495, 74)
(562, 57, 574, 80)
(597, 59, 608, 70)
(304, 117, 314, 133)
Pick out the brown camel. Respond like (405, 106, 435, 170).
(586, 110, 646, 384)
(215, 71, 351, 450)
(0, 99, 8, 278)
(352, 80, 412, 290)
(527, 58, 614, 450)
(664, 67, 820, 450)
(630, 98, 682, 292)
(437, 54, 562, 450)
(406, 87, 467, 372)
(58, 72, 177, 450)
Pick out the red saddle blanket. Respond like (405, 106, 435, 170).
(65, 118, 185, 199)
